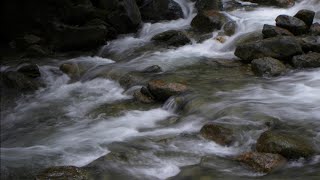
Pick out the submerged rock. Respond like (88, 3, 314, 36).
(292, 52, 320, 68)
(236, 152, 286, 173)
(151, 30, 191, 47)
(235, 36, 303, 63)
(276, 15, 308, 35)
(256, 130, 316, 160)
(294, 9, 315, 27)
(60, 63, 80, 80)
(142, 65, 163, 73)
(134, 87, 156, 104)
(200, 124, 234, 146)
(223, 21, 237, 36)
(191, 11, 228, 33)
(251, 57, 286, 76)
(36, 166, 88, 180)
(147, 79, 188, 102)
(262, 24, 293, 39)
(2, 71, 40, 91)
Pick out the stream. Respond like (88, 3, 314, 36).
(1, 0, 320, 179)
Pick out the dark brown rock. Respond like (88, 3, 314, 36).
(200, 124, 234, 146)
(151, 30, 191, 47)
(236, 152, 286, 173)
(294, 9, 315, 27)
(17, 64, 41, 78)
(310, 23, 320, 35)
(191, 11, 228, 33)
(292, 52, 320, 68)
(147, 79, 188, 102)
(251, 57, 286, 76)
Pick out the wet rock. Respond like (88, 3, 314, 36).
(292, 52, 320, 68)
(294, 9, 315, 27)
(241, 0, 295, 8)
(191, 11, 228, 33)
(262, 24, 294, 39)
(235, 36, 303, 63)
(2, 71, 40, 91)
(236, 152, 286, 173)
(139, 0, 183, 22)
(60, 63, 80, 80)
(15, 34, 42, 50)
(107, 0, 141, 34)
(142, 65, 163, 73)
(200, 124, 234, 146)
(251, 57, 286, 76)
(223, 21, 237, 36)
(310, 23, 320, 35)
(151, 30, 191, 47)
(133, 87, 155, 104)
(36, 166, 88, 180)
(17, 64, 41, 78)
(147, 79, 188, 102)
(298, 36, 320, 53)
(25, 44, 48, 57)
(276, 15, 308, 35)
(235, 31, 263, 46)
(195, 0, 223, 12)
(256, 130, 316, 160)
(51, 24, 108, 51)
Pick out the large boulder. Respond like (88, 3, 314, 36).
(191, 11, 228, 33)
(262, 24, 293, 39)
(200, 124, 234, 146)
(256, 130, 316, 160)
(139, 0, 183, 22)
(235, 36, 303, 63)
(36, 166, 88, 180)
(195, 0, 223, 12)
(151, 30, 191, 47)
(292, 52, 320, 68)
(294, 9, 315, 28)
(147, 79, 188, 102)
(142, 65, 163, 73)
(251, 57, 287, 76)
(310, 23, 320, 35)
(276, 15, 308, 35)
(107, 0, 141, 34)
(236, 152, 286, 173)
(51, 24, 108, 51)
(241, 0, 295, 8)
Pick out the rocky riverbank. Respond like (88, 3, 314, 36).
(1, 0, 320, 180)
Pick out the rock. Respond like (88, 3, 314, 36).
(310, 23, 320, 35)
(147, 79, 188, 101)
(17, 64, 41, 78)
(51, 24, 108, 51)
(235, 31, 263, 46)
(25, 44, 48, 57)
(235, 36, 303, 63)
(241, 0, 295, 8)
(251, 57, 286, 76)
(223, 21, 237, 36)
(36, 166, 88, 180)
(151, 30, 191, 47)
(256, 130, 316, 160)
(236, 152, 286, 173)
(292, 52, 320, 68)
(107, 0, 141, 34)
(90, 0, 119, 11)
(15, 34, 42, 50)
(191, 11, 228, 33)
(2, 71, 40, 91)
(200, 124, 234, 146)
(276, 15, 308, 35)
(298, 36, 320, 53)
(139, 0, 183, 22)
(262, 24, 293, 39)
(142, 65, 163, 73)
(294, 9, 315, 27)
(195, 0, 223, 12)
(60, 63, 80, 80)
(133, 87, 155, 103)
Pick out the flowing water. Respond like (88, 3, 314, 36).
(1, 0, 320, 179)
